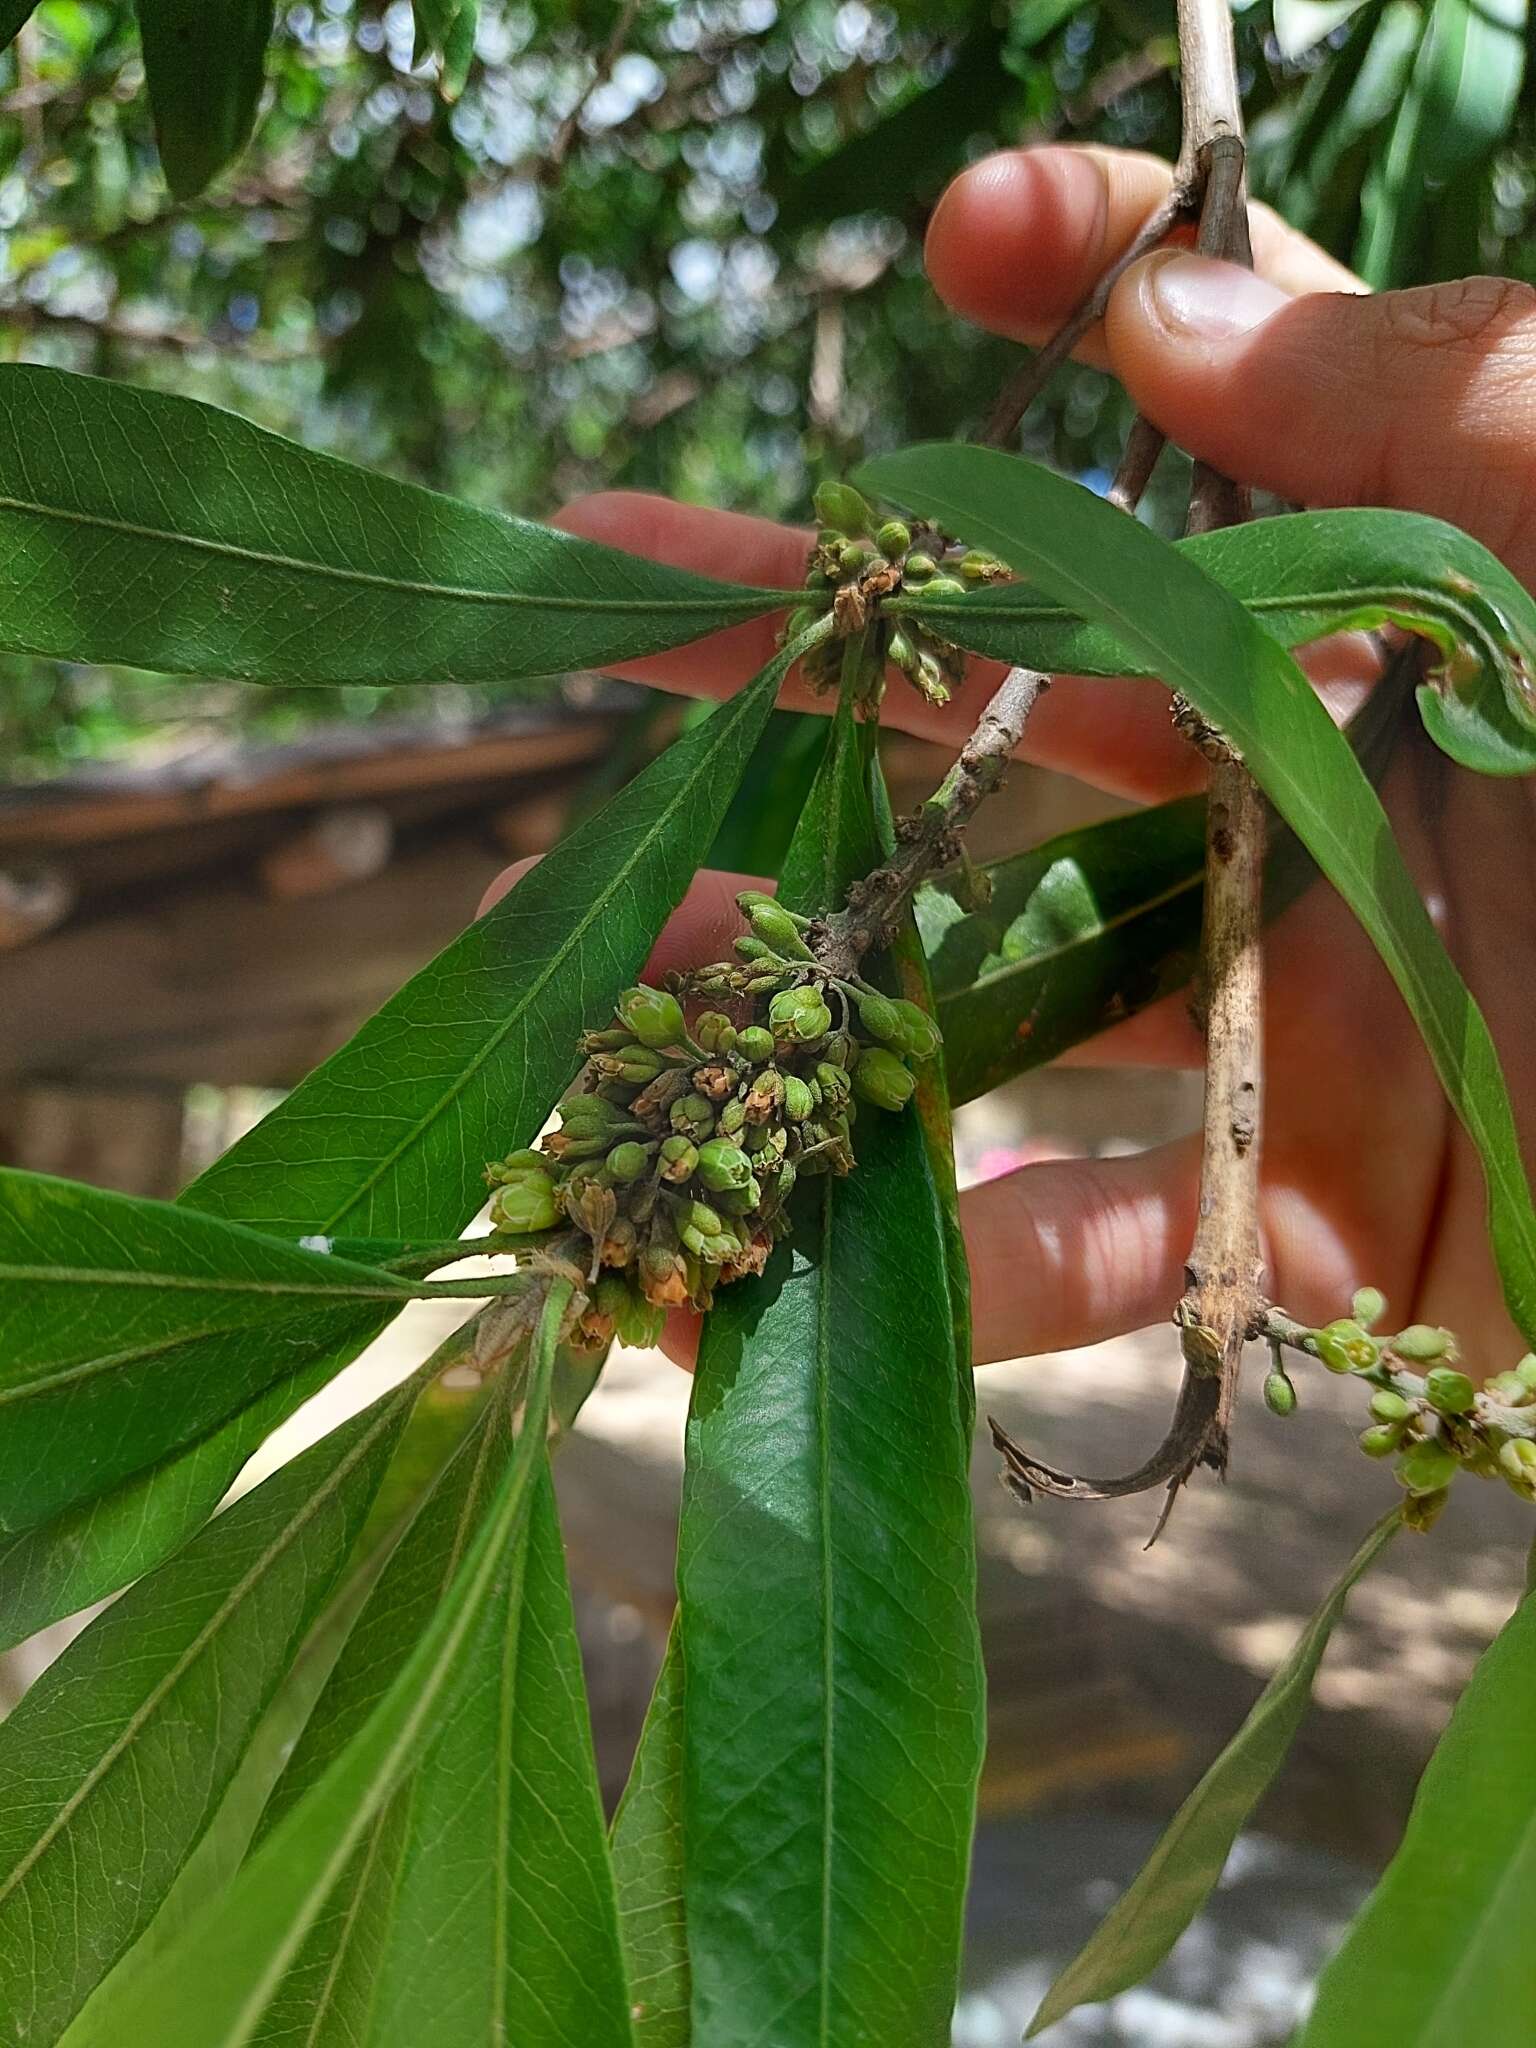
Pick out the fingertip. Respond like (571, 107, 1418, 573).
(555, 491, 810, 593)
(660, 1307, 700, 1373)
(926, 146, 1112, 343)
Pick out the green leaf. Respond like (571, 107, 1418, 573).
(3, 640, 781, 1624)
(0, 1167, 420, 1532)
(704, 708, 829, 878)
(413, 0, 477, 95)
(0, 1375, 414, 2047)
(1029, 1509, 1402, 2036)
(359, 1466, 633, 2046)
(677, 697, 984, 2046)
(1297, 1581, 1536, 2046)
(57, 1284, 570, 2048)
(135, 0, 274, 197)
(0, 1337, 370, 1650)
(896, 504, 1536, 773)
(612, 1624, 690, 2048)
(1356, 0, 1525, 287)
(925, 671, 1405, 1105)
(864, 444, 1536, 1344)
(0, 365, 795, 686)
(186, 647, 786, 1240)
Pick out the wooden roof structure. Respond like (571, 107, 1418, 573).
(0, 695, 627, 1192)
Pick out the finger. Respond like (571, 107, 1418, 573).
(558, 490, 1208, 802)
(926, 146, 1360, 369)
(1104, 257, 1536, 584)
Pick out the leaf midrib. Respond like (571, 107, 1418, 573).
(0, 492, 790, 621)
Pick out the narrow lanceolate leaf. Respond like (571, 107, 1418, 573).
(413, 0, 477, 95)
(612, 1624, 690, 2048)
(1297, 1582, 1536, 2047)
(897, 505, 1536, 773)
(866, 445, 1536, 1343)
(0, 1336, 369, 1650)
(136, 0, 274, 197)
(678, 699, 984, 2047)
(361, 1468, 632, 2047)
(0, 366, 795, 685)
(1030, 1509, 1402, 2037)
(924, 668, 1404, 1105)
(1, 649, 786, 1635)
(0, 1167, 417, 1531)
(58, 1285, 570, 2048)
(0, 1380, 414, 2047)
(186, 646, 787, 1240)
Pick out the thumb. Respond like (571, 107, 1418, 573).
(1104, 252, 1536, 583)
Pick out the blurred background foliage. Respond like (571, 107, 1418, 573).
(0, 0, 1529, 774)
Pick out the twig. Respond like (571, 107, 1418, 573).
(1107, 414, 1166, 512)
(1167, 4, 1266, 1502)
(981, 182, 1196, 448)
(812, 664, 1049, 979)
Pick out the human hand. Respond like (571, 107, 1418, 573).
(496, 145, 1536, 1373)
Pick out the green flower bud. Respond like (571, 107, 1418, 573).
(605, 1141, 651, 1184)
(1518, 1355, 1536, 1392)
(485, 1147, 550, 1184)
(618, 985, 688, 1051)
(838, 541, 871, 576)
(903, 551, 937, 581)
(694, 1011, 737, 1055)
(1359, 1422, 1406, 1458)
(857, 990, 903, 1044)
(922, 575, 967, 600)
(1312, 1319, 1378, 1373)
(1404, 1486, 1451, 1533)
(888, 998, 941, 1060)
(1485, 1371, 1533, 1407)
(1396, 1438, 1460, 1495)
(1425, 1367, 1477, 1416)
(888, 629, 918, 675)
(1351, 1286, 1387, 1329)
(696, 1138, 754, 1192)
(852, 1046, 916, 1112)
(734, 935, 777, 963)
(876, 518, 911, 559)
(749, 900, 815, 960)
(639, 1244, 690, 1307)
(557, 1092, 635, 1132)
(782, 1074, 815, 1122)
(581, 1026, 638, 1052)
(684, 1197, 724, 1237)
(744, 1068, 785, 1124)
(1370, 1389, 1415, 1424)
(814, 1061, 851, 1108)
(717, 1096, 748, 1136)
(1392, 1324, 1456, 1364)
(1498, 1438, 1536, 1488)
(615, 1289, 667, 1349)
(736, 1025, 775, 1065)
(769, 986, 832, 1043)
(1263, 1368, 1297, 1417)
(822, 1030, 857, 1070)
(813, 480, 872, 536)
(959, 549, 1006, 581)
(910, 651, 949, 705)
(657, 1134, 698, 1182)
(670, 1093, 716, 1142)
(488, 1173, 559, 1234)
(594, 1046, 666, 1086)
(745, 1122, 788, 1165)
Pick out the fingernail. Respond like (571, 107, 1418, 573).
(1144, 252, 1288, 339)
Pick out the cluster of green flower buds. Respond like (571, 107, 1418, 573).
(1265, 1285, 1536, 1529)
(482, 900, 938, 1338)
(782, 481, 1009, 708)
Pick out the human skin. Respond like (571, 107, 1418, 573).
(485, 144, 1536, 1375)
